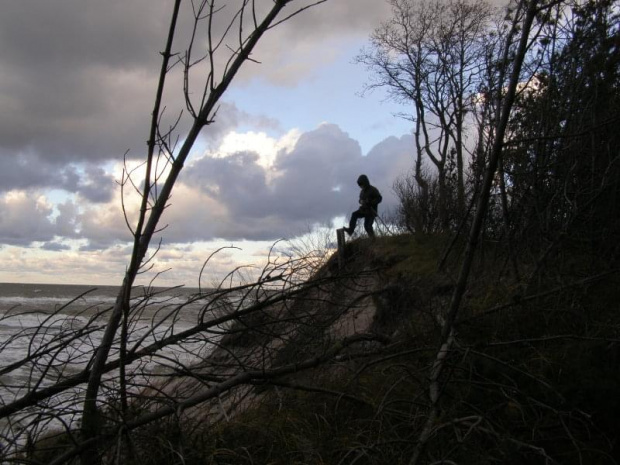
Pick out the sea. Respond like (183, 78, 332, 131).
(0, 282, 222, 449)
(0, 282, 203, 315)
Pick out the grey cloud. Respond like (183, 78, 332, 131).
(76, 206, 133, 251)
(0, 154, 116, 201)
(54, 201, 81, 238)
(278, 0, 392, 38)
(0, 0, 260, 171)
(0, 0, 413, 249)
(0, 195, 130, 252)
(186, 151, 270, 216)
(76, 234, 128, 253)
(198, 103, 280, 151)
(269, 124, 361, 220)
(0, 125, 413, 249)
(0, 194, 86, 247)
(0, 1, 169, 163)
(78, 241, 114, 252)
(0, 64, 157, 163)
(75, 166, 116, 203)
(181, 124, 412, 242)
(40, 242, 71, 252)
(0, 1, 168, 71)
(0, 194, 56, 246)
(239, 0, 393, 80)
(0, 0, 390, 156)
(0, 0, 391, 194)
(184, 124, 360, 226)
(363, 135, 416, 197)
(0, 154, 59, 191)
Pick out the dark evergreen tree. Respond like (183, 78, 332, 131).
(499, 0, 620, 268)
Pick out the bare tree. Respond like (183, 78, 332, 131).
(79, 1, 335, 463)
(0, 1, 354, 463)
(0, 245, 391, 464)
(357, 0, 495, 230)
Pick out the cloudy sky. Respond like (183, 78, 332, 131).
(0, 0, 417, 287)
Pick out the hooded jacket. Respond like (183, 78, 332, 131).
(357, 175, 382, 216)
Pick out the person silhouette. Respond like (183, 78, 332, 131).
(344, 174, 382, 238)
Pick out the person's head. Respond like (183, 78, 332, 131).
(357, 174, 370, 188)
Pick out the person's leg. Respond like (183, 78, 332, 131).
(345, 210, 363, 235)
(363, 215, 376, 238)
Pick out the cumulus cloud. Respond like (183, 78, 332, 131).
(0, 1, 313, 195)
(76, 198, 135, 251)
(0, 123, 413, 253)
(197, 103, 282, 152)
(0, 0, 392, 163)
(74, 166, 116, 203)
(179, 124, 413, 242)
(0, 0, 415, 285)
(0, 0, 400, 196)
(0, 154, 118, 204)
(0, 124, 414, 284)
(0, 192, 56, 246)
